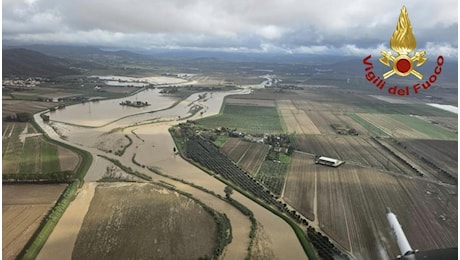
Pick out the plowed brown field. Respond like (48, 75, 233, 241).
(283, 158, 457, 259)
(277, 99, 321, 134)
(2, 184, 67, 260)
(220, 138, 268, 174)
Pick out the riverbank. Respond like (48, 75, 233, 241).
(34, 87, 308, 259)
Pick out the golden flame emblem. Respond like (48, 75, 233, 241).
(379, 6, 427, 79)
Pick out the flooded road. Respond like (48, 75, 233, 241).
(35, 87, 308, 260)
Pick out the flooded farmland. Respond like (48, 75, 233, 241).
(49, 88, 178, 127)
(35, 86, 308, 260)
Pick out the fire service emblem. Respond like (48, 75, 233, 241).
(379, 6, 426, 79)
(363, 6, 444, 96)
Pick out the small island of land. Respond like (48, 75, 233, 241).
(119, 100, 150, 107)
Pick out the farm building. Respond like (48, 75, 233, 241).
(315, 156, 344, 167)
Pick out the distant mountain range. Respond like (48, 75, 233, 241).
(3, 48, 79, 77)
(2, 44, 457, 84)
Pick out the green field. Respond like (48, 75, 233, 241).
(3, 122, 61, 174)
(348, 113, 457, 140)
(389, 114, 458, 140)
(198, 104, 283, 134)
(255, 159, 289, 196)
(347, 113, 389, 137)
(213, 134, 229, 147)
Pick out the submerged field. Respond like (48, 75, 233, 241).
(73, 183, 221, 260)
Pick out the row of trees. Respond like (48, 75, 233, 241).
(4, 112, 32, 122)
(3, 171, 74, 183)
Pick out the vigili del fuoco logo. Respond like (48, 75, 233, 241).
(362, 6, 444, 96)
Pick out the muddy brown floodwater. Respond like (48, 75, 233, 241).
(35, 88, 308, 260)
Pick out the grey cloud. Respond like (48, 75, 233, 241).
(2, 0, 458, 56)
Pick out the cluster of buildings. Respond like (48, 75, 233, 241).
(2, 77, 45, 88)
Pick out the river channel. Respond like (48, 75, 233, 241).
(36, 86, 308, 260)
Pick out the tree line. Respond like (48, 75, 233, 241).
(4, 112, 33, 122)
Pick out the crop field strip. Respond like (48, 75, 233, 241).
(2, 123, 26, 173)
(386, 139, 458, 183)
(197, 103, 283, 134)
(327, 91, 457, 116)
(363, 168, 456, 257)
(389, 114, 457, 140)
(289, 89, 457, 118)
(335, 166, 456, 259)
(308, 111, 343, 135)
(289, 98, 359, 135)
(220, 138, 289, 196)
(289, 100, 338, 135)
(225, 98, 276, 107)
(277, 106, 304, 134)
(277, 99, 321, 134)
(422, 116, 458, 132)
(290, 97, 360, 114)
(220, 138, 252, 163)
(220, 138, 269, 174)
(3, 205, 51, 260)
(2, 184, 67, 260)
(355, 113, 457, 140)
(347, 113, 389, 137)
(2, 122, 74, 175)
(237, 144, 269, 174)
(225, 90, 292, 101)
(316, 165, 351, 252)
(282, 152, 316, 221)
(2, 100, 56, 118)
(373, 138, 438, 178)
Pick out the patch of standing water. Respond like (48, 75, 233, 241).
(426, 103, 458, 114)
(48, 88, 178, 127)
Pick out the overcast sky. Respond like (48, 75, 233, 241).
(2, 0, 458, 57)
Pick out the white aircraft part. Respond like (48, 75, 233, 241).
(387, 212, 413, 256)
